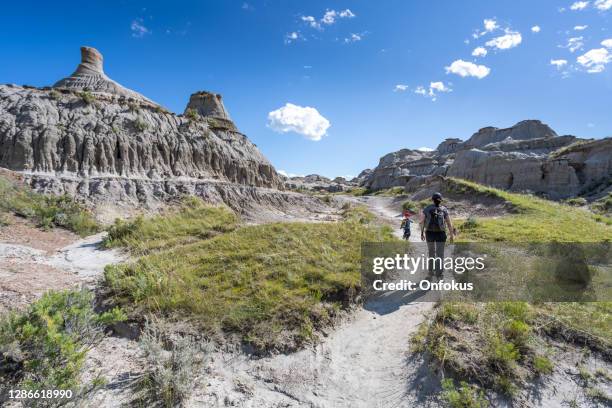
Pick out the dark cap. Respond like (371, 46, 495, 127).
(432, 192, 443, 200)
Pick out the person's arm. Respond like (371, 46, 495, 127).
(420, 211, 426, 241)
(445, 213, 455, 242)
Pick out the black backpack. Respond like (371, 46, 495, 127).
(425, 206, 446, 232)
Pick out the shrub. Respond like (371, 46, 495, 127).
(441, 379, 488, 408)
(184, 108, 199, 121)
(49, 89, 62, 101)
(133, 118, 148, 132)
(533, 356, 553, 375)
(0, 290, 125, 397)
(564, 197, 587, 207)
(460, 216, 479, 230)
(134, 320, 204, 407)
(79, 91, 94, 105)
(401, 200, 418, 213)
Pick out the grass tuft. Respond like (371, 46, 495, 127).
(0, 175, 99, 236)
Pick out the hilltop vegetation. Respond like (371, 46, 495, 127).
(104, 200, 395, 352)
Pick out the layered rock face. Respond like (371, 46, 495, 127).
(0, 47, 288, 210)
(284, 174, 357, 193)
(362, 120, 611, 199)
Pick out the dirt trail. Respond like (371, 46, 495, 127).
(0, 225, 125, 312)
(194, 195, 439, 408)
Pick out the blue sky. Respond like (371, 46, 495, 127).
(0, 1, 611, 178)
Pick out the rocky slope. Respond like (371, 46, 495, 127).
(362, 120, 612, 199)
(0, 47, 334, 217)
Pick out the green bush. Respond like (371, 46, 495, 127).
(184, 108, 199, 121)
(533, 356, 553, 375)
(133, 118, 148, 132)
(79, 91, 94, 105)
(564, 197, 587, 207)
(441, 379, 488, 408)
(0, 290, 125, 396)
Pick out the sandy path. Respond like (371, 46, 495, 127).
(193, 195, 438, 407)
(0, 230, 125, 311)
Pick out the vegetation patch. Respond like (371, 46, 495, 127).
(449, 178, 612, 242)
(105, 203, 395, 353)
(0, 174, 99, 236)
(133, 319, 204, 407)
(591, 192, 612, 216)
(103, 197, 238, 254)
(0, 290, 125, 401)
(411, 179, 612, 404)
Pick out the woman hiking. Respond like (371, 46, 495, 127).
(420, 192, 455, 276)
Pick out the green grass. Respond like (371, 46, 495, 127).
(412, 178, 612, 402)
(0, 290, 125, 396)
(371, 186, 406, 196)
(103, 197, 238, 254)
(105, 204, 394, 352)
(0, 174, 99, 236)
(449, 178, 612, 242)
(441, 378, 488, 408)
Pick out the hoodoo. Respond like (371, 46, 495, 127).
(53, 46, 156, 104)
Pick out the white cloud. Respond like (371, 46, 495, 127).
(486, 31, 522, 50)
(414, 82, 452, 101)
(301, 15, 320, 29)
(417, 147, 434, 152)
(566, 36, 584, 52)
(268, 103, 331, 141)
(321, 10, 337, 25)
(285, 31, 301, 44)
(570, 1, 590, 10)
(531, 25, 541, 33)
(577, 48, 612, 72)
(574, 25, 589, 30)
(430, 81, 451, 92)
(601, 38, 612, 48)
(130, 19, 151, 38)
(595, 0, 612, 10)
(414, 86, 427, 96)
(445, 59, 491, 78)
(344, 33, 362, 43)
(472, 46, 488, 57)
(550, 59, 568, 68)
(484, 18, 498, 32)
(339, 9, 356, 18)
(241, 2, 254, 11)
(306, 9, 355, 29)
(277, 170, 304, 178)
(394, 84, 409, 92)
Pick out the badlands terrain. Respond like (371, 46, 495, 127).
(0, 47, 610, 408)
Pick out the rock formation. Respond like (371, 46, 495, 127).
(53, 47, 156, 104)
(284, 174, 357, 193)
(361, 120, 611, 199)
(0, 47, 333, 216)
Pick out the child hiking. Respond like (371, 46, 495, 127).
(400, 210, 413, 240)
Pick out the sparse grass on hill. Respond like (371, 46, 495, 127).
(104, 203, 395, 352)
(0, 174, 99, 236)
(449, 178, 612, 242)
(103, 197, 238, 254)
(412, 178, 612, 403)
